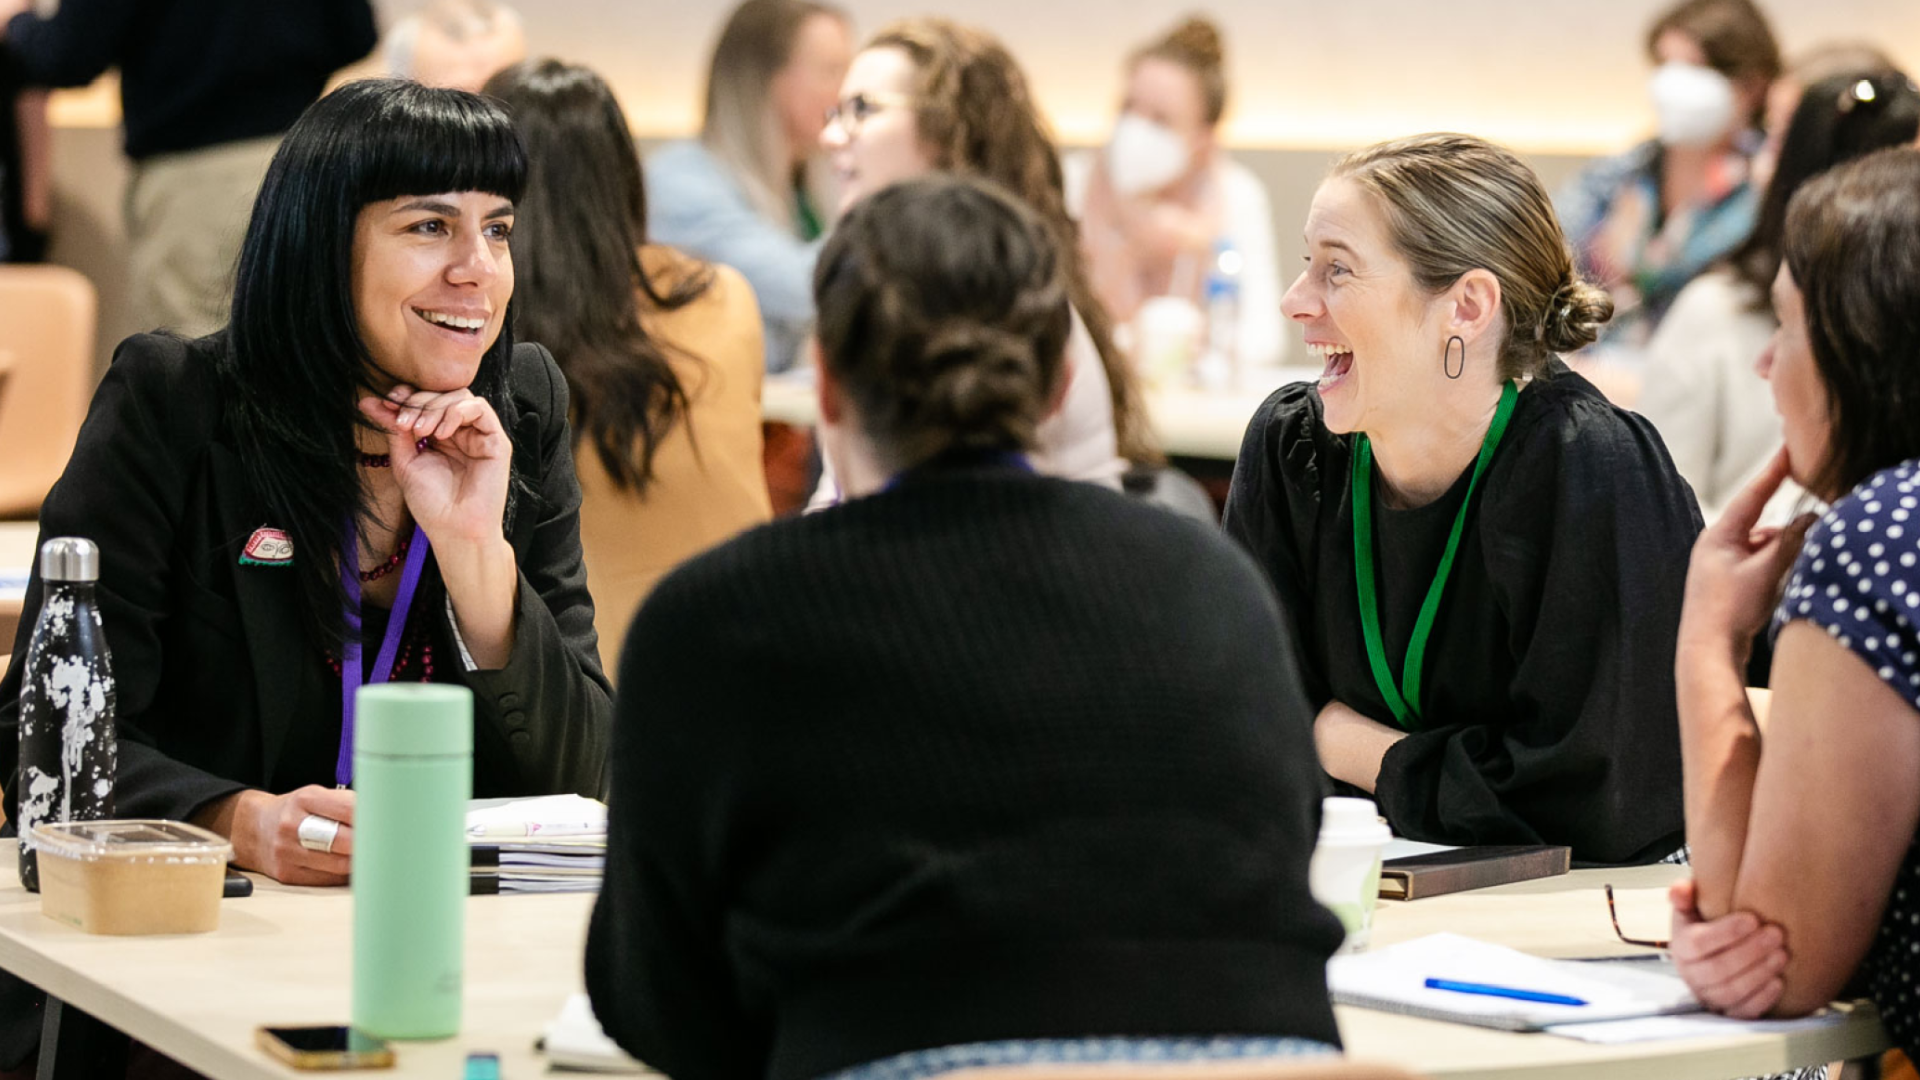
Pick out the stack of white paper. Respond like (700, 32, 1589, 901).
(1329, 933, 1699, 1032)
(467, 796, 608, 895)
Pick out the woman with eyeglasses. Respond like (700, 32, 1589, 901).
(1664, 147, 1920, 1065)
(1223, 133, 1702, 865)
(813, 17, 1154, 496)
(1639, 69, 1920, 522)
(586, 174, 1343, 1080)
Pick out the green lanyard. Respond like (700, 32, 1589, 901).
(1351, 380, 1518, 730)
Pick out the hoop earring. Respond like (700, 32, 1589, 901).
(1443, 335, 1466, 380)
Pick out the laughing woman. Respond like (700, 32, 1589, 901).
(1224, 134, 1702, 864)
(0, 80, 610, 886)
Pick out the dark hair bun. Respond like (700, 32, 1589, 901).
(1160, 17, 1224, 72)
(915, 323, 1046, 451)
(811, 175, 1074, 467)
(1540, 278, 1614, 355)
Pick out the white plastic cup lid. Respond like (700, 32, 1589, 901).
(1319, 796, 1392, 844)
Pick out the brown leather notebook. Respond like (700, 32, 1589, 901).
(1377, 845, 1572, 900)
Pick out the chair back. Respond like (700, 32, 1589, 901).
(944, 1060, 1425, 1080)
(0, 266, 97, 517)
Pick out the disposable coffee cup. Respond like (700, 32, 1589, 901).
(1133, 296, 1203, 387)
(1309, 796, 1392, 953)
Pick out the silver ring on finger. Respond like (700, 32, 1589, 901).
(296, 813, 342, 854)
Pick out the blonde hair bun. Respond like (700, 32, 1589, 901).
(1541, 279, 1615, 356)
(1161, 16, 1224, 71)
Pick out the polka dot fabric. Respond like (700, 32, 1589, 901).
(1773, 459, 1920, 1059)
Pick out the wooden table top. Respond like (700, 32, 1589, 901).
(0, 846, 1888, 1079)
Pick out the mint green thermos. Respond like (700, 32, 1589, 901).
(351, 684, 472, 1039)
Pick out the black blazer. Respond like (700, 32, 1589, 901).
(0, 333, 612, 827)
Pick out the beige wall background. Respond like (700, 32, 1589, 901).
(34, 0, 1920, 375)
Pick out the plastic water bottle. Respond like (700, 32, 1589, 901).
(352, 683, 473, 1039)
(1198, 239, 1243, 390)
(16, 537, 117, 892)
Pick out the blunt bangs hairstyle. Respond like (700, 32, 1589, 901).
(1781, 146, 1920, 500)
(224, 78, 529, 649)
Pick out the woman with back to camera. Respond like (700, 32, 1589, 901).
(1557, 0, 1780, 353)
(1663, 148, 1920, 1069)
(487, 59, 772, 675)
(1065, 16, 1283, 371)
(647, 0, 852, 373)
(814, 16, 1155, 498)
(1224, 133, 1702, 864)
(1639, 68, 1920, 522)
(586, 175, 1344, 1080)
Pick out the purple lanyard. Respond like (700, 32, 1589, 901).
(336, 524, 431, 786)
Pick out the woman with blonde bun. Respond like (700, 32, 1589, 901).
(1225, 134, 1702, 864)
(1066, 16, 1283, 370)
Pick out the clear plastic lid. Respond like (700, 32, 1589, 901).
(28, 819, 233, 863)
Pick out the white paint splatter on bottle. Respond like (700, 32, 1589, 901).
(17, 538, 116, 892)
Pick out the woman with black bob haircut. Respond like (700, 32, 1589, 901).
(0, 79, 612, 891)
(587, 174, 1343, 1080)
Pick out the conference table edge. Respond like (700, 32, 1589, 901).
(0, 924, 283, 1080)
(1332, 999, 1889, 1080)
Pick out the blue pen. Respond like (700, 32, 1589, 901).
(1423, 978, 1587, 1007)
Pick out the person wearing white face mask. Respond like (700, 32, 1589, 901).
(1556, 0, 1780, 361)
(1063, 17, 1283, 372)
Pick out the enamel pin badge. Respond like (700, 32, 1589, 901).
(240, 527, 294, 567)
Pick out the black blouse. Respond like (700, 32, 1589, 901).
(1224, 362, 1701, 864)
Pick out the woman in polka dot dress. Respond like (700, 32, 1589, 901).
(1664, 145, 1920, 1068)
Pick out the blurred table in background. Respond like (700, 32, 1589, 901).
(763, 369, 1318, 462)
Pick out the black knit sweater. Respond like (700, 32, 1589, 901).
(585, 458, 1344, 1080)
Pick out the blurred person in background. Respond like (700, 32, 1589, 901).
(814, 16, 1160, 503)
(385, 0, 526, 95)
(488, 59, 772, 677)
(0, 0, 377, 336)
(647, 0, 851, 374)
(1557, 0, 1779, 358)
(1639, 69, 1920, 523)
(0, 48, 47, 263)
(1753, 42, 1897, 186)
(1065, 15, 1282, 374)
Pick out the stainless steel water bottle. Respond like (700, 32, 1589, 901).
(16, 537, 117, 892)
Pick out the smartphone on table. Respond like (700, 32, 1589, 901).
(255, 1026, 394, 1070)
